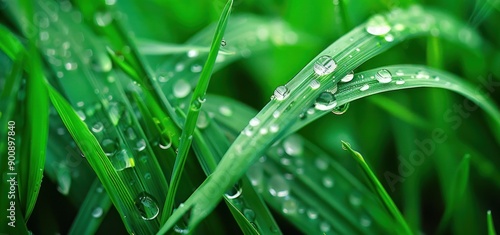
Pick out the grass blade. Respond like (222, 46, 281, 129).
(488, 210, 497, 235)
(341, 141, 413, 235)
(160, 0, 233, 224)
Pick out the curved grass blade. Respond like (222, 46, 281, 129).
(68, 179, 112, 235)
(161, 0, 233, 224)
(436, 155, 471, 234)
(488, 210, 497, 235)
(158, 7, 498, 232)
(342, 141, 413, 235)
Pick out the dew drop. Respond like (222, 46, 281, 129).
(269, 124, 280, 133)
(108, 101, 126, 126)
(395, 70, 404, 76)
(306, 209, 318, 220)
(92, 207, 103, 218)
(268, 175, 289, 197)
(225, 183, 243, 199)
(315, 158, 329, 171)
(314, 92, 337, 111)
(173, 80, 191, 98)
(273, 85, 290, 101)
(187, 49, 198, 58)
(360, 84, 370, 91)
(221, 39, 227, 47)
(95, 12, 113, 27)
(92, 122, 104, 133)
(247, 163, 263, 186)
(314, 55, 337, 76)
(101, 139, 118, 156)
(349, 192, 362, 206)
(395, 78, 405, 85)
(282, 135, 304, 157)
(158, 136, 172, 149)
(309, 79, 320, 89)
(360, 214, 372, 227)
(76, 110, 86, 121)
(243, 209, 256, 221)
(282, 198, 298, 215)
(196, 110, 210, 129)
(190, 64, 202, 73)
(366, 15, 391, 35)
(376, 69, 392, 83)
(249, 117, 260, 127)
(416, 70, 430, 79)
(219, 106, 232, 116)
(144, 173, 151, 180)
(332, 103, 349, 115)
(322, 176, 335, 188)
(320, 222, 331, 233)
(134, 192, 159, 220)
(134, 139, 146, 152)
(64, 62, 78, 71)
(384, 34, 394, 42)
(110, 149, 135, 171)
(341, 71, 354, 82)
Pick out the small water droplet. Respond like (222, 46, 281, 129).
(332, 103, 349, 115)
(315, 158, 328, 171)
(314, 55, 337, 76)
(314, 92, 337, 111)
(187, 49, 198, 58)
(416, 70, 430, 79)
(92, 207, 103, 218)
(341, 71, 354, 82)
(190, 64, 202, 73)
(320, 222, 331, 232)
(360, 214, 372, 227)
(360, 84, 370, 91)
(306, 209, 318, 220)
(219, 106, 232, 116)
(221, 40, 227, 47)
(158, 136, 172, 149)
(272, 110, 281, 118)
(144, 173, 151, 180)
(249, 117, 260, 127)
(384, 34, 394, 42)
(243, 209, 256, 221)
(134, 139, 146, 152)
(173, 80, 191, 98)
(282, 198, 298, 214)
(349, 192, 362, 206)
(322, 176, 335, 188)
(376, 69, 392, 83)
(76, 110, 86, 121)
(309, 79, 320, 89)
(95, 12, 113, 27)
(273, 86, 290, 101)
(92, 122, 104, 133)
(196, 110, 210, 129)
(247, 162, 263, 186)
(282, 135, 304, 157)
(269, 124, 280, 133)
(110, 149, 135, 171)
(395, 77, 405, 85)
(225, 183, 243, 199)
(134, 192, 159, 220)
(366, 15, 391, 35)
(101, 139, 118, 156)
(64, 62, 78, 71)
(268, 175, 289, 197)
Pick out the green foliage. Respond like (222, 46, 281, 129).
(1, 0, 499, 234)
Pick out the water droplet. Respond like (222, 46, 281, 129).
(282, 135, 303, 157)
(196, 111, 210, 129)
(349, 192, 362, 206)
(309, 79, 320, 89)
(273, 86, 290, 101)
(322, 176, 335, 188)
(187, 49, 198, 58)
(314, 55, 337, 76)
(105, 0, 116, 5)
(95, 12, 113, 27)
(272, 110, 281, 118)
(327, 84, 338, 94)
(76, 110, 86, 121)
(360, 84, 370, 91)
(225, 183, 243, 199)
(101, 139, 118, 156)
(360, 214, 372, 227)
(39, 31, 49, 41)
(110, 149, 135, 171)
(332, 103, 349, 115)
(366, 15, 391, 35)
(282, 198, 298, 214)
(144, 173, 151, 180)
(219, 106, 232, 116)
(268, 175, 289, 197)
(221, 40, 227, 47)
(341, 71, 354, 82)
(64, 62, 78, 71)
(395, 70, 404, 76)
(376, 69, 392, 83)
(243, 209, 256, 221)
(173, 80, 191, 98)
(315, 158, 328, 171)
(247, 162, 263, 186)
(395, 77, 405, 85)
(315, 92, 337, 111)
(306, 209, 318, 220)
(269, 124, 279, 133)
(249, 117, 260, 127)
(320, 222, 331, 232)
(92, 122, 104, 133)
(158, 136, 172, 149)
(416, 70, 430, 79)
(92, 207, 103, 218)
(384, 34, 394, 42)
(135, 139, 146, 152)
(134, 192, 159, 220)
(190, 64, 202, 73)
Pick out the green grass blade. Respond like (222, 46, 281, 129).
(367, 96, 427, 129)
(488, 210, 497, 235)
(436, 155, 471, 233)
(68, 179, 112, 235)
(341, 141, 413, 235)
(160, 0, 233, 224)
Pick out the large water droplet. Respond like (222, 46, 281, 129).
(314, 55, 337, 76)
(134, 192, 159, 220)
(173, 80, 191, 98)
(273, 86, 290, 101)
(108, 101, 126, 126)
(92, 207, 103, 218)
(196, 110, 210, 129)
(366, 15, 391, 35)
(110, 149, 135, 171)
(268, 175, 289, 197)
(341, 71, 354, 82)
(101, 138, 118, 156)
(282, 135, 303, 157)
(225, 183, 243, 199)
(314, 92, 337, 111)
(243, 209, 256, 222)
(376, 69, 392, 83)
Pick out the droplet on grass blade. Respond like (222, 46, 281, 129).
(282, 197, 298, 214)
(314, 92, 337, 111)
(273, 85, 290, 101)
(268, 175, 289, 197)
(173, 79, 191, 98)
(110, 149, 135, 171)
(134, 192, 159, 220)
(376, 69, 392, 83)
(282, 135, 304, 157)
(341, 71, 354, 82)
(314, 55, 337, 76)
(366, 15, 391, 35)
(92, 207, 103, 218)
(332, 103, 349, 115)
